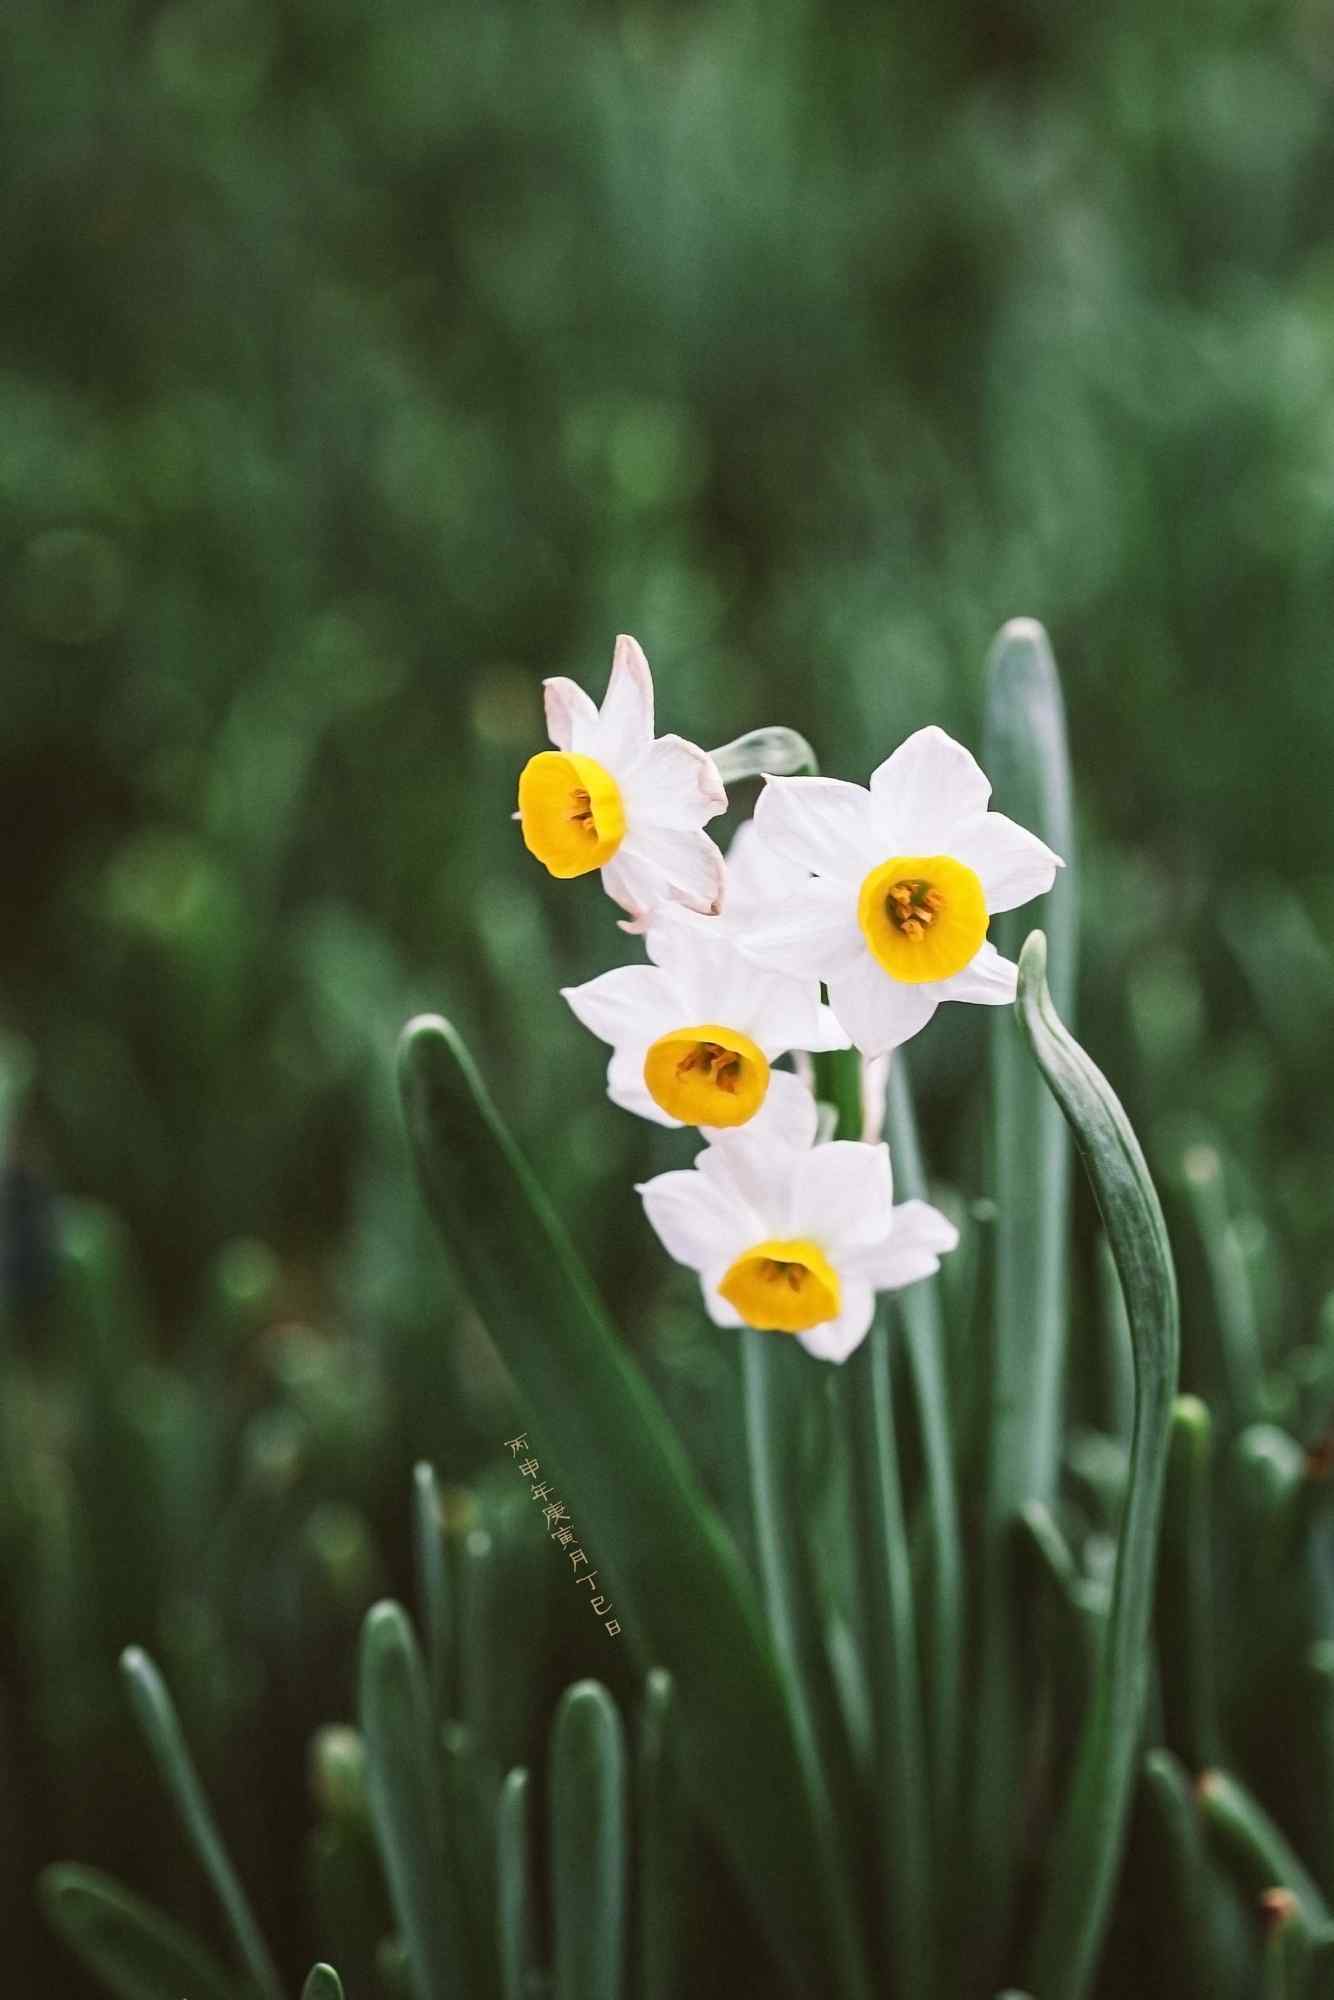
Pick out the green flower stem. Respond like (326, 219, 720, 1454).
(119, 1647, 285, 2000)
(1157, 1396, 1223, 1770)
(841, 1321, 934, 2000)
(398, 1016, 870, 2000)
(497, 1769, 539, 2000)
(358, 1601, 465, 2000)
(550, 1681, 629, 2000)
(39, 1865, 239, 2000)
(974, 620, 1078, 1966)
(411, 1462, 452, 1723)
(1199, 1770, 1331, 1928)
(741, 1332, 863, 1896)
(884, 1053, 963, 1844)
(1016, 931, 1180, 2000)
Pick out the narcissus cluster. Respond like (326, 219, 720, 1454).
(517, 637, 1063, 1362)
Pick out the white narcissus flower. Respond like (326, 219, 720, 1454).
(516, 634, 727, 923)
(638, 1090, 959, 1362)
(562, 895, 847, 1134)
(737, 726, 1063, 1058)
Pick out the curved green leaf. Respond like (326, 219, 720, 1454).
(1016, 931, 1180, 2000)
(120, 1647, 283, 2000)
(358, 1600, 463, 2000)
(397, 1013, 870, 2000)
(550, 1681, 628, 2000)
(39, 1864, 239, 2000)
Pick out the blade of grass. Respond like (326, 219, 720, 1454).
(398, 1014, 870, 2000)
(358, 1600, 465, 2000)
(1016, 931, 1179, 2000)
(1178, 1138, 1264, 1424)
(120, 1647, 284, 2000)
(551, 1681, 628, 2000)
(39, 1864, 240, 2000)
(1261, 1898, 1312, 2000)
(973, 619, 1078, 1967)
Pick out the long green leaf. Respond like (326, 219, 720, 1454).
(497, 1768, 539, 2000)
(302, 1970, 345, 2000)
(637, 1670, 686, 2000)
(1199, 1770, 1331, 1928)
(398, 1013, 870, 2000)
(39, 1864, 239, 2000)
(120, 1647, 284, 2000)
(412, 1462, 452, 1722)
(358, 1600, 463, 2000)
(550, 1681, 628, 2000)
(1157, 1396, 1222, 1770)
(973, 618, 1078, 1967)
(1017, 931, 1180, 2000)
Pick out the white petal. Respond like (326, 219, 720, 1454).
(622, 734, 727, 830)
(937, 941, 1018, 1006)
(543, 676, 599, 752)
(870, 726, 991, 850)
(732, 1067, 820, 1148)
(607, 1045, 679, 1127)
(722, 817, 812, 913)
(847, 1198, 959, 1287)
(796, 1280, 876, 1363)
(753, 775, 880, 885)
(561, 964, 675, 1047)
(948, 812, 1063, 915)
(694, 1127, 789, 1231)
(601, 829, 725, 922)
(735, 878, 865, 980)
(591, 634, 654, 765)
(827, 956, 939, 1058)
(791, 1140, 893, 1253)
(811, 1002, 853, 1054)
(638, 1167, 748, 1271)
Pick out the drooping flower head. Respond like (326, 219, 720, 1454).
(562, 885, 847, 1135)
(517, 635, 727, 924)
(737, 726, 1063, 1056)
(638, 1089, 958, 1363)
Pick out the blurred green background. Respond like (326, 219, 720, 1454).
(5, 0, 1334, 1991)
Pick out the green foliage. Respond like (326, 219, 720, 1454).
(6, 3, 1334, 1986)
